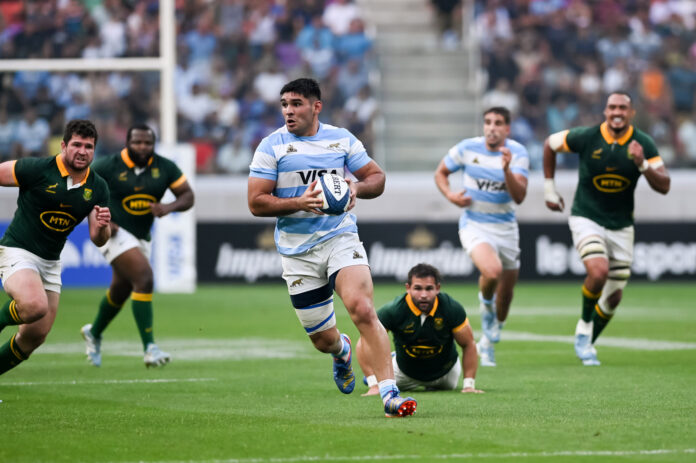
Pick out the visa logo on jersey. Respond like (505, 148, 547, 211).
(297, 169, 340, 184)
(475, 179, 507, 192)
(593, 174, 630, 193)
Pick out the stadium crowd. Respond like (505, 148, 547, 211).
(0, 0, 376, 173)
(1, 0, 695, 171)
(475, 0, 696, 169)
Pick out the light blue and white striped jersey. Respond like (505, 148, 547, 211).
(249, 122, 371, 256)
(443, 136, 529, 230)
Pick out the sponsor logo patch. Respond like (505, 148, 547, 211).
(592, 174, 630, 193)
(122, 193, 157, 215)
(40, 211, 77, 232)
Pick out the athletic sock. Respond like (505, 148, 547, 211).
(478, 292, 494, 312)
(0, 334, 28, 375)
(131, 292, 154, 350)
(378, 379, 399, 405)
(591, 303, 612, 343)
(333, 334, 351, 363)
(90, 291, 123, 338)
(581, 285, 601, 323)
(0, 300, 23, 332)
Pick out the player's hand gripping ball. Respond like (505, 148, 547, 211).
(313, 173, 350, 215)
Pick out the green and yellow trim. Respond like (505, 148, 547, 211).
(600, 122, 634, 146)
(8, 300, 23, 324)
(405, 294, 439, 317)
(452, 318, 469, 333)
(121, 148, 154, 169)
(132, 292, 153, 302)
(56, 154, 90, 186)
(9, 334, 26, 361)
(169, 174, 187, 189)
(105, 290, 123, 308)
(595, 304, 611, 320)
(582, 285, 601, 299)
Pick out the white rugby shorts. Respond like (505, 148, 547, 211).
(393, 353, 461, 391)
(458, 222, 520, 270)
(99, 227, 151, 263)
(282, 233, 369, 333)
(0, 245, 62, 293)
(568, 216, 634, 263)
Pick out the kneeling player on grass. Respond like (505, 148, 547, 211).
(247, 78, 416, 417)
(357, 263, 483, 395)
(0, 120, 111, 376)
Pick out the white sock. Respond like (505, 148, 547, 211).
(378, 379, 398, 404)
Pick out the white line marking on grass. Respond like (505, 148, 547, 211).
(0, 378, 216, 387)
(110, 448, 696, 463)
(37, 338, 313, 360)
(503, 331, 696, 350)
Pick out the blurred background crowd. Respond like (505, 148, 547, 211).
(1, 0, 695, 172)
(0, 0, 375, 173)
(474, 0, 696, 168)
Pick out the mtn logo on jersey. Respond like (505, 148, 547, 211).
(404, 344, 444, 359)
(593, 174, 630, 193)
(297, 169, 339, 184)
(475, 178, 507, 192)
(40, 210, 77, 232)
(122, 193, 157, 215)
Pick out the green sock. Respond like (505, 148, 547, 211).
(581, 285, 601, 323)
(0, 299, 23, 332)
(591, 304, 612, 343)
(0, 334, 28, 375)
(91, 292, 123, 338)
(131, 292, 154, 350)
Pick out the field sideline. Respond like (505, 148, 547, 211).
(1, 282, 694, 463)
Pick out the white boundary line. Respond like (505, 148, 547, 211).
(109, 448, 696, 463)
(0, 378, 216, 387)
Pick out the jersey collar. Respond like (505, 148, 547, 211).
(600, 122, 634, 146)
(121, 148, 154, 168)
(56, 154, 90, 186)
(405, 294, 439, 317)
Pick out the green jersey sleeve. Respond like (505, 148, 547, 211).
(565, 126, 595, 154)
(377, 295, 404, 331)
(14, 157, 47, 187)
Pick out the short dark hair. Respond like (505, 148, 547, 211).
(127, 124, 156, 143)
(407, 263, 441, 286)
(280, 78, 321, 101)
(607, 91, 633, 106)
(63, 119, 98, 145)
(483, 107, 511, 125)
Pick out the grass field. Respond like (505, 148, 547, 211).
(1, 282, 695, 463)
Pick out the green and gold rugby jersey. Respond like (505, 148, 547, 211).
(558, 122, 663, 229)
(91, 149, 186, 241)
(0, 155, 109, 260)
(378, 292, 468, 382)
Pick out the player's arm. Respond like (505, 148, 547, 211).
(0, 161, 18, 187)
(542, 130, 568, 212)
(434, 159, 471, 208)
(627, 140, 670, 195)
(453, 322, 484, 394)
(150, 180, 195, 218)
(350, 160, 385, 199)
(88, 205, 111, 247)
(501, 147, 527, 204)
(247, 177, 323, 217)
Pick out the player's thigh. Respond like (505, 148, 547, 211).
(425, 360, 461, 390)
(328, 234, 372, 311)
(606, 225, 634, 264)
(569, 216, 609, 261)
(111, 247, 153, 285)
(1, 268, 47, 307)
(469, 242, 502, 278)
(0, 247, 57, 306)
(495, 230, 521, 271)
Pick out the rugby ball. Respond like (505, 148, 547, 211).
(314, 173, 350, 215)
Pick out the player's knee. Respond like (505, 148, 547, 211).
(480, 262, 502, 281)
(16, 295, 49, 323)
(348, 299, 377, 326)
(310, 330, 339, 353)
(587, 265, 609, 284)
(133, 269, 154, 293)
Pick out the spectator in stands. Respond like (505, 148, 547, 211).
(0, 109, 17, 161)
(15, 108, 50, 158)
(335, 18, 372, 63)
(323, 0, 360, 36)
